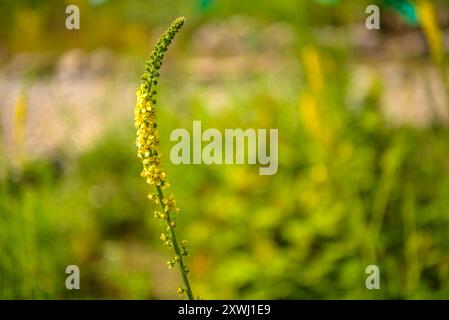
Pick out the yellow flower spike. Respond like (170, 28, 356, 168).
(418, 0, 443, 64)
(301, 46, 324, 94)
(134, 17, 194, 300)
(299, 91, 323, 141)
(12, 92, 28, 158)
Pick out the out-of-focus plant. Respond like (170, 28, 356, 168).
(134, 17, 194, 300)
(12, 91, 28, 165)
(416, 0, 449, 115)
(417, 0, 443, 65)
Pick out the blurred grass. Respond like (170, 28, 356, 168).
(2, 0, 449, 299)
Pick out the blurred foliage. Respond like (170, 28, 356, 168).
(2, 0, 449, 299)
(1, 0, 428, 54)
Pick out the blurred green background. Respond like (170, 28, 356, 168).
(1, 0, 449, 299)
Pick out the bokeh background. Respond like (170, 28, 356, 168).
(1, 0, 449, 299)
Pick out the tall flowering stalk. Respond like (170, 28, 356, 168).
(134, 17, 194, 300)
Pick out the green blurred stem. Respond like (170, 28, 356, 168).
(402, 184, 420, 296)
(156, 185, 194, 300)
(370, 138, 406, 246)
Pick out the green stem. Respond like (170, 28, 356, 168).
(156, 185, 194, 300)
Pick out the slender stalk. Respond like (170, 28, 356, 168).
(156, 185, 194, 300)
